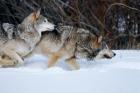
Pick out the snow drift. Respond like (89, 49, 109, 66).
(0, 50, 140, 93)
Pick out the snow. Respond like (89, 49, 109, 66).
(0, 50, 140, 93)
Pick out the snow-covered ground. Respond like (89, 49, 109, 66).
(0, 50, 140, 93)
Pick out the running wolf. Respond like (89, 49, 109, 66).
(0, 9, 55, 67)
(32, 26, 116, 70)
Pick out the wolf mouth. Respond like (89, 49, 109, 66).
(47, 28, 54, 31)
(103, 54, 112, 59)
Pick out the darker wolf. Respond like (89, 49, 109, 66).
(32, 26, 116, 70)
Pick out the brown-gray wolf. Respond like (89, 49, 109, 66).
(0, 9, 55, 67)
(31, 26, 116, 70)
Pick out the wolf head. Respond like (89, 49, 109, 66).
(19, 9, 55, 34)
(94, 39, 116, 59)
(33, 10, 55, 32)
(75, 34, 116, 60)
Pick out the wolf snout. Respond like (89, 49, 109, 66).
(50, 24, 55, 29)
(108, 51, 116, 58)
(46, 24, 55, 31)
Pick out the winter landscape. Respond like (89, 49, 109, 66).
(0, 50, 140, 93)
(0, 0, 140, 93)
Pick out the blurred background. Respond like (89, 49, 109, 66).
(0, 0, 140, 49)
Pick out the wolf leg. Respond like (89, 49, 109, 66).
(47, 53, 61, 68)
(47, 48, 64, 68)
(66, 57, 80, 70)
(3, 50, 24, 67)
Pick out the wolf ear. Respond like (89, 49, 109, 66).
(35, 8, 41, 19)
(28, 9, 41, 21)
(98, 36, 102, 43)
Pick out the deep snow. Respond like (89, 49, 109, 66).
(0, 50, 140, 93)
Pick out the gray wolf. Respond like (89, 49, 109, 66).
(32, 26, 116, 70)
(0, 9, 55, 67)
